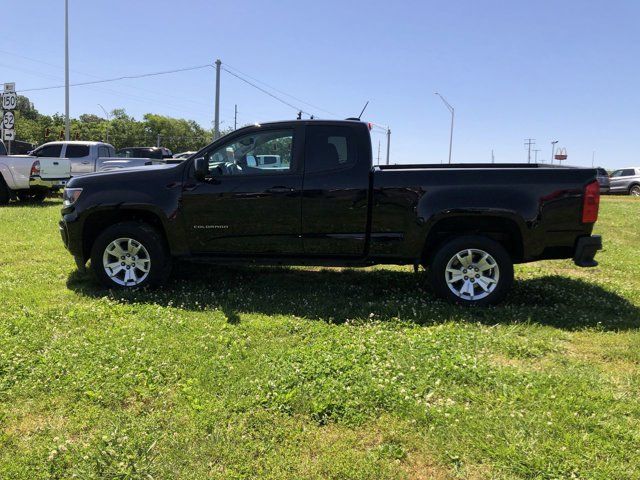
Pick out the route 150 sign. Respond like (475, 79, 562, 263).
(2, 92, 17, 110)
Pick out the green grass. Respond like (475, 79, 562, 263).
(1, 196, 639, 479)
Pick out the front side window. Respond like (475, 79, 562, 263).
(65, 145, 90, 158)
(203, 129, 293, 176)
(34, 144, 62, 157)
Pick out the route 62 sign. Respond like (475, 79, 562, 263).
(3, 111, 15, 130)
(2, 92, 17, 110)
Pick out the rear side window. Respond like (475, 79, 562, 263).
(65, 145, 90, 158)
(35, 144, 63, 157)
(305, 126, 358, 174)
(612, 169, 635, 177)
(98, 146, 110, 157)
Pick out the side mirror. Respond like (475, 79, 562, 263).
(194, 157, 209, 180)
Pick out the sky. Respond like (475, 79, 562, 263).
(2, 0, 639, 168)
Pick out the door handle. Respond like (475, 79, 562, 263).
(267, 186, 295, 194)
(81, 161, 91, 164)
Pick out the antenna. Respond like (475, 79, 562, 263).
(357, 101, 370, 120)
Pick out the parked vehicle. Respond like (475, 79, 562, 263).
(59, 119, 602, 305)
(26, 141, 171, 185)
(1, 148, 70, 204)
(0, 140, 6, 156)
(608, 167, 640, 196)
(117, 147, 173, 159)
(595, 168, 610, 193)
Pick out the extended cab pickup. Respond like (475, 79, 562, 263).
(59, 120, 602, 305)
(27, 141, 173, 189)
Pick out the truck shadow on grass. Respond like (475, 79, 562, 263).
(67, 263, 640, 331)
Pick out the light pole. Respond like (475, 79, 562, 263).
(435, 92, 454, 164)
(98, 104, 111, 143)
(64, 0, 70, 141)
(550, 140, 558, 165)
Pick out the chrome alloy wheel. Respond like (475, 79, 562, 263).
(102, 237, 151, 286)
(445, 248, 500, 301)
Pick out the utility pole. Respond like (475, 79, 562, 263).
(550, 140, 558, 165)
(377, 139, 381, 165)
(533, 149, 541, 163)
(386, 128, 391, 165)
(98, 104, 110, 143)
(435, 92, 454, 164)
(156, 134, 161, 147)
(234, 104, 237, 130)
(214, 59, 221, 140)
(524, 138, 535, 163)
(64, 0, 70, 141)
(491, 149, 495, 164)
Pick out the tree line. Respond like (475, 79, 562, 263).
(12, 95, 230, 152)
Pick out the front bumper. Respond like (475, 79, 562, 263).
(30, 176, 69, 189)
(573, 235, 602, 267)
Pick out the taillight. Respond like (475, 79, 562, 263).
(582, 180, 600, 223)
(30, 160, 41, 176)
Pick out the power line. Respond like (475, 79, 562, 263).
(221, 66, 312, 116)
(14, 63, 214, 93)
(223, 63, 340, 118)
(0, 49, 224, 112)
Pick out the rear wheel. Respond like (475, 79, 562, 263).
(428, 235, 513, 306)
(17, 191, 47, 203)
(90, 222, 171, 289)
(630, 185, 640, 197)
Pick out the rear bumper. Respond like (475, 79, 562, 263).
(30, 176, 69, 189)
(573, 235, 602, 267)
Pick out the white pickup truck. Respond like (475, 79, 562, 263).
(0, 140, 70, 204)
(1, 140, 171, 204)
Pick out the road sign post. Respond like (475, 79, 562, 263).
(1, 82, 16, 153)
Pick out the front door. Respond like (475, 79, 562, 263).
(181, 126, 304, 255)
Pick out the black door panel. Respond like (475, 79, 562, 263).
(301, 124, 371, 256)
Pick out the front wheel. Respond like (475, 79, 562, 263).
(90, 222, 171, 289)
(428, 236, 514, 306)
(630, 185, 640, 197)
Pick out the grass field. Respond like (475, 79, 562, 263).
(1, 197, 639, 479)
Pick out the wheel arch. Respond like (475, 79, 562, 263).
(81, 208, 170, 262)
(421, 214, 524, 266)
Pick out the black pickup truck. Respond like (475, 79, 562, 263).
(59, 119, 602, 305)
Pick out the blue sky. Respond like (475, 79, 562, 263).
(2, 0, 639, 168)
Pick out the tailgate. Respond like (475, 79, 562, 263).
(40, 158, 71, 179)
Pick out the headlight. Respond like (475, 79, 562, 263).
(63, 187, 83, 206)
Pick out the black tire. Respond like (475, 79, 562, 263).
(0, 177, 10, 205)
(630, 185, 640, 197)
(17, 191, 47, 203)
(428, 235, 513, 306)
(90, 221, 171, 289)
